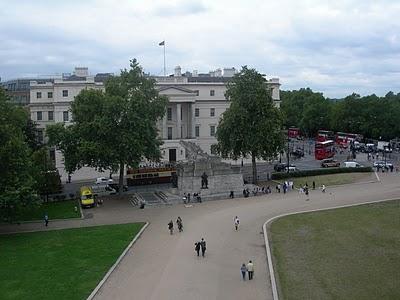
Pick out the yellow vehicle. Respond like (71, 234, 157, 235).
(80, 186, 95, 208)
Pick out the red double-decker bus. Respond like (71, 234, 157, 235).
(288, 127, 300, 139)
(315, 140, 335, 160)
(317, 130, 334, 142)
(335, 132, 363, 147)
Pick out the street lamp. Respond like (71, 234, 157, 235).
(287, 128, 290, 173)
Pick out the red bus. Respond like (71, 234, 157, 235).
(317, 130, 334, 142)
(335, 132, 363, 147)
(288, 127, 300, 139)
(315, 140, 335, 160)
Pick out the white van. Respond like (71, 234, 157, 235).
(343, 161, 362, 168)
(91, 184, 117, 196)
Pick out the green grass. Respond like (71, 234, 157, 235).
(288, 172, 372, 188)
(16, 200, 81, 222)
(0, 222, 144, 300)
(269, 200, 400, 300)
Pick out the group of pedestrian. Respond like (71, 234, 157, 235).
(240, 260, 254, 280)
(168, 217, 184, 234)
(276, 181, 294, 194)
(183, 192, 202, 204)
(195, 238, 207, 257)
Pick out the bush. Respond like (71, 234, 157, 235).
(271, 167, 372, 180)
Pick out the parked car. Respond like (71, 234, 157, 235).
(284, 165, 298, 172)
(274, 163, 296, 172)
(291, 148, 304, 158)
(321, 159, 340, 168)
(343, 161, 363, 168)
(274, 163, 287, 172)
(373, 161, 393, 168)
(95, 177, 113, 185)
(108, 183, 128, 192)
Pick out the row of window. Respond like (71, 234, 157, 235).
(166, 125, 215, 139)
(166, 107, 216, 121)
(36, 111, 69, 122)
(191, 90, 215, 96)
(36, 90, 68, 99)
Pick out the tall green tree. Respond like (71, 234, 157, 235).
(31, 147, 62, 200)
(0, 88, 39, 222)
(214, 66, 284, 184)
(300, 92, 331, 137)
(47, 59, 167, 193)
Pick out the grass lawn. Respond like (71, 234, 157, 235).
(16, 199, 81, 222)
(269, 200, 400, 300)
(0, 222, 144, 300)
(288, 172, 372, 188)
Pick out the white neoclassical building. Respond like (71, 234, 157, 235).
(29, 66, 281, 181)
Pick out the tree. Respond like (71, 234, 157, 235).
(0, 88, 39, 222)
(300, 92, 331, 137)
(47, 59, 168, 193)
(214, 66, 284, 184)
(31, 147, 62, 200)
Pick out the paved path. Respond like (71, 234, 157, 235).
(1, 173, 399, 300)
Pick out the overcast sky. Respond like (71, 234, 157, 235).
(1, 0, 400, 98)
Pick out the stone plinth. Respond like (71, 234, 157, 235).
(177, 157, 244, 198)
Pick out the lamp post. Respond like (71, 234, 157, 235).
(287, 128, 290, 173)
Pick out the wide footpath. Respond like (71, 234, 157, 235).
(1, 172, 399, 300)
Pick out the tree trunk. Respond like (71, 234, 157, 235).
(118, 161, 124, 195)
(252, 153, 257, 184)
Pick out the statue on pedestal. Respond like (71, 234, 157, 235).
(201, 172, 208, 189)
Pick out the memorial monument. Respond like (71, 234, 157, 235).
(176, 141, 244, 199)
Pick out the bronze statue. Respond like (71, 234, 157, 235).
(201, 172, 208, 189)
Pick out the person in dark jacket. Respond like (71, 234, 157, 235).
(195, 241, 201, 256)
(200, 238, 206, 257)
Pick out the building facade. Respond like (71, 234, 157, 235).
(29, 66, 280, 181)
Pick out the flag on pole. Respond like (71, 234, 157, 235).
(159, 41, 165, 46)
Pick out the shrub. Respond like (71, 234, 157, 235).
(271, 167, 372, 180)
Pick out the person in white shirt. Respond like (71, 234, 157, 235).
(234, 216, 240, 231)
(247, 260, 254, 280)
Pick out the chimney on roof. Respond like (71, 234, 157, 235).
(192, 70, 198, 77)
(223, 67, 236, 77)
(174, 66, 182, 77)
(74, 67, 89, 77)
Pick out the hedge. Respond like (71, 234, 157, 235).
(271, 167, 373, 180)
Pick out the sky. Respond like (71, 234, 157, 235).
(1, 0, 400, 98)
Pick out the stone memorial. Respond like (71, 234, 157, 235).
(176, 141, 244, 199)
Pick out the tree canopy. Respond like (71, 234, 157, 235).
(0, 88, 39, 222)
(47, 59, 168, 193)
(214, 66, 284, 183)
(281, 89, 400, 140)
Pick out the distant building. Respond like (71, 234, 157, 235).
(29, 66, 280, 181)
(1, 78, 53, 106)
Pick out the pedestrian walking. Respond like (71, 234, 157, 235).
(200, 238, 206, 257)
(234, 216, 240, 231)
(229, 190, 234, 198)
(177, 217, 183, 232)
(322, 184, 326, 193)
(182, 193, 187, 204)
(187, 193, 191, 203)
(241, 263, 247, 280)
(277, 184, 281, 193)
(247, 260, 254, 280)
(168, 220, 174, 234)
(312, 181, 316, 190)
(44, 213, 49, 227)
(195, 241, 201, 256)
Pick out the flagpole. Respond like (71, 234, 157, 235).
(163, 41, 166, 77)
